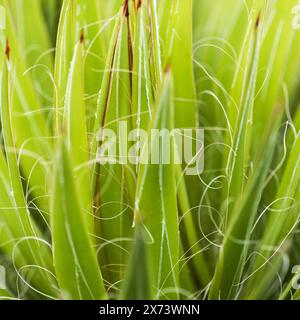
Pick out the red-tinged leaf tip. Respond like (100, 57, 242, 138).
(123, 0, 129, 17)
(255, 12, 260, 30)
(137, 0, 142, 9)
(5, 39, 10, 60)
(80, 30, 84, 44)
(164, 63, 171, 75)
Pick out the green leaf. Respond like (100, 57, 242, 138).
(209, 117, 280, 299)
(90, 6, 134, 293)
(134, 71, 179, 299)
(160, 0, 197, 128)
(246, 131, 300, 299)
(63, 37, 93, 233)
(1, 56, 56, 298)
(0, 5, 53, 215)
(51, 139, 106, 300)
(120, 228, 152, 300)
(54, 0, 107, 133)
(6, 0, 54, 106)
(54, 0, 76, 132)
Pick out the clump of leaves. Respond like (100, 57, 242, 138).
(0, 0, 300, 300)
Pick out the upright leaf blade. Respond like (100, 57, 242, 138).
(134, 71, 179, 299)
(120, 228, 152, 300)
(51, 140, 106, 300)
(63, 37, 93, 233)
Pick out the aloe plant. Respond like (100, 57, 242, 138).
(0, 0, 300, 301)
